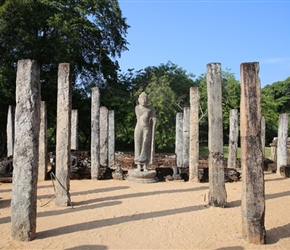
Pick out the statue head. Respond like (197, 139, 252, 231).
(138, 92, 148, 106)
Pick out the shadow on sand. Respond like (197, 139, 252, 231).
(267, 222, 290, 244)
(65, 245, 108, 250)
(36, 203, 207, 239)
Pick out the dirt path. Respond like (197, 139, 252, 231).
(1, 172, 290, 249)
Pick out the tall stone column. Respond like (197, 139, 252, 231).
(100, 106, 109, 167)
(261, 116, 266, 158)
(277, 113, 289, 174)
(91, 87, 100, 179)
(240, 62, 265, 244)
(11, 59, 40, 241)
(207, 62, 227, 207)
(38, 101, 47, 181)
(108, 110, 115, 167)
(71, 109, 78, 150)
(270, 137, 278, 162)
(182, 107, 190, 168)
(6, 105, 15, 157)
(189, 87, 199, 182)
(227, 109, 239, 169)
(175, 112, 183, 167)
(55, 63, 72, 207)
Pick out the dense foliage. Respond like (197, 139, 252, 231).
(0, 0, 129, 153)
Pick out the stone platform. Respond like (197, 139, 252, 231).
(126, 169, 158, 183)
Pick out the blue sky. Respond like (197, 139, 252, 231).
(118, 0, 290, 87)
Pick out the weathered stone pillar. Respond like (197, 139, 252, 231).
(108, 110, 115, 167)
(175, 112, 183, 168)
(100, 106, 109, 167)
(270, 137, 278, 161)
(6, 105, 15, 157)
(38, 101, 47, 181)
(277, 113, 289, 174)
(91, 87, 100, 179)
(182, 107, 190, 168)
(55, 63, 72, 207)
(261, 116, 266, 158)
(11, 59, 40, 241)
(240, 62, 265, 244)
(71, 109, 78, 150)
(189, 87, 199, 182)
(288, 138, 290, 164)
(227, 109, 238, 169)
(206, 62, 227, 207)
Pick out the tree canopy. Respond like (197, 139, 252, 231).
(0, 0, 129, 153)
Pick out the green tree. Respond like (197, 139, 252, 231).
(145, 74, 178, 149)
(261, 77, 290, 144)
(0, 0, 129, 154)
(102, 62, 197, 151)
(263, 77, 290, 114)
(261, 87, 279, 144)
(194, 69, 240, 143)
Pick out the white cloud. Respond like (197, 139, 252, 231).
(260, 57, 290, 64)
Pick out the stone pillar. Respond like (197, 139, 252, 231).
(71, 109, 78, 150)
(277, 113, 289, 174)
(55, 63, 72, 207)
(91, 87, 100, 179)
(108, 110, 115, 168)
(261, 116, 266, 158)
(227, 109, 239, 169)
(270, 137, 278, 161)
(11, 59, 40, 241)
(100, 106, 109, 167)
(288, 138, 290, 164)
(240, 62, 265, 244)
(175, 112, 183, 168)
(38, 101, 47, 181)
(189, 87, 199, 182)
(182, 107, 190, 168)
(206, 62, 227, 208)
(6, 105, 15, 157)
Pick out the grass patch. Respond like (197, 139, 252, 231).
(200, 142, 271, 158)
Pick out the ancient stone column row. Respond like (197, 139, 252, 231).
(10, 59, 118, 243)
(92, 101, 115, 178)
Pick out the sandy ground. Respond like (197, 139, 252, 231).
(1, 172, 290, 250)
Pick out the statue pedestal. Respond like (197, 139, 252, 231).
(126, 169, 158, 183)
